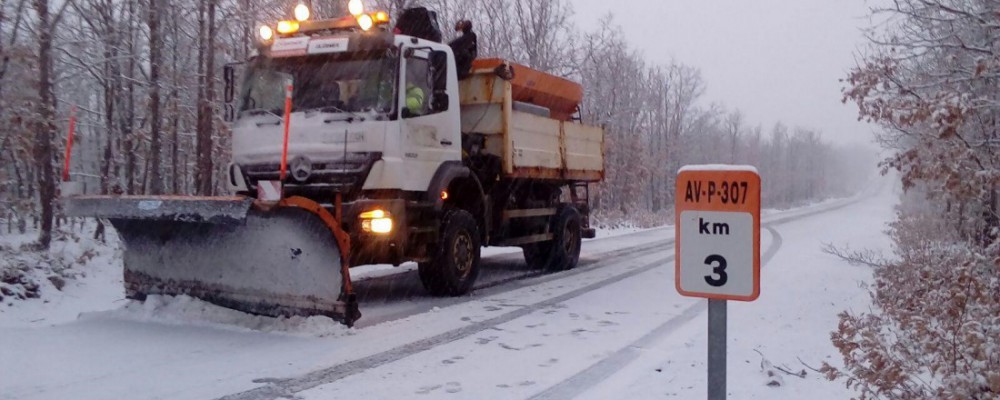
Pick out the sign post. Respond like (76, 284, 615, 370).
(707, 299, 727, 399)
(675, 165, 761, 400)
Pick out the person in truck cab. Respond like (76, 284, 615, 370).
(405, 59, 428, 116)
(406, 83, 425, 115)
(449, 20, 477, 80)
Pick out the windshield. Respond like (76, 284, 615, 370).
(239, 50, 398, 118)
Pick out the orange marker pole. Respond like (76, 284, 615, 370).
(280, 83, 293, 183)
(61, 105, 78, 182)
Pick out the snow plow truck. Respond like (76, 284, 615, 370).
(60, 2, 605, 326)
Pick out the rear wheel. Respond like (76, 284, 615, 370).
(522, 205, 582, 272)
(419, 209, 481, 296)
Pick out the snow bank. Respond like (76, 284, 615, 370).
(0, 224, 120, 312)
(2, 223, 346, 336)
(81, 295, 351, 338)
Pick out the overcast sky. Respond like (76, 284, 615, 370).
(569, 0, 877, 145)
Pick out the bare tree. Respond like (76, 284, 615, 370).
(147, 0, 164, 194)
(195, 0, 217, 196)
(30, 0, 69, 248)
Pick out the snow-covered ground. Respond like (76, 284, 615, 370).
(0, 178, 895, 400)
(0, 226, 124, 328)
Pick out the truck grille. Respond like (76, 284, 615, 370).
(241, 152, 381, 201)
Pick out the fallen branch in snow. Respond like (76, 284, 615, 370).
(797, 356, 823, 374)
(754, 349, 807, 387)
(754, 350, 807, 378)
(775, 364, 807, 378)
(821, 243, 889, 268)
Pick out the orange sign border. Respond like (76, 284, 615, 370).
(674, 168, 761, 301)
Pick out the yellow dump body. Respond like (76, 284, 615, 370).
(458, 61, 604, 182)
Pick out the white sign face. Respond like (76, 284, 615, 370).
(308, 37, 350, 54)
(271, 37, 310, 57)
(678, 210, 755, 298)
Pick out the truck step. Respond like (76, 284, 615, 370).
(502, 208, 557, 220)
(409, 226, 437, 234)
(498, 233, 554, 246)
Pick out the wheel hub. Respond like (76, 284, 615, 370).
(453, 233, 474, 276)
(564, 223, 578, 255)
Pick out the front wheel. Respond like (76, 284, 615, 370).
(522, 205, 582, 272)
(419, 209, 481, 296)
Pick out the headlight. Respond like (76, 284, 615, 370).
(360, 209, 393, 234)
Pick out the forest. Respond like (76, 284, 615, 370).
(0, 0, 874, 248)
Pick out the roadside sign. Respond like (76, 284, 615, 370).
(675, 165, 762, 400)
(675, 165, 761, 301)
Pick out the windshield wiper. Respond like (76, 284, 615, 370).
(242, 108, 283, 119)
(303, 105, 349, 114)
(241, 108, 283, 126)
(301, 106, 372, 124)
(302, 105, 356, 118)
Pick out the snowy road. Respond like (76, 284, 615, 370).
(0, 179, 892, 400)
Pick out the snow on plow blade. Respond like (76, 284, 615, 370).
(62, 196, 360, 326)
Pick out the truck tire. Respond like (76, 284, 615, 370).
(522, 205, 582, 272)
(418, 209, 481, 296)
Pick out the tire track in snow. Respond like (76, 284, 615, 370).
(218, 183, 880, 400)
(526, 226, 783, 400)
(219, 253, 673, 400)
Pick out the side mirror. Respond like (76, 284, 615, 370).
(432, 92, 448, 112)
(430, 50, 448, 91)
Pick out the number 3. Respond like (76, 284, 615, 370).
(704, 254, 728, 287)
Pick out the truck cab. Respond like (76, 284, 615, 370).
(224, 7, 604, 296)
(230, 31, 460, 197)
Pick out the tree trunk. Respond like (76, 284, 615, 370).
(169, 2, 181, 194)
(101, 40, 114, 195)
(146, 0, 163, 194)
(195, 0, 216, 196)
(124, 0, 137, 194)
(32, 0, 56, 249)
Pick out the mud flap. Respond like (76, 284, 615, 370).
(62, 196, 360, 326)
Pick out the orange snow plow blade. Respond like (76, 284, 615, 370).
(62, 195, 360, 326)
